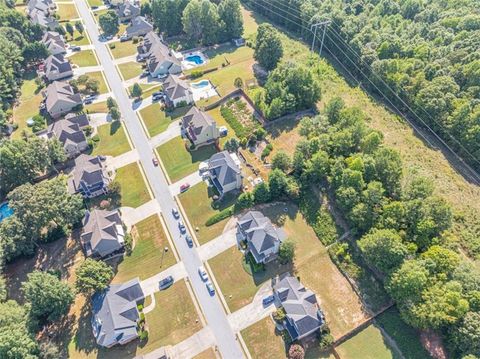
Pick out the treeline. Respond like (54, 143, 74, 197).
(148, 0, 243, 46)
(0, 1, 48, 129)
(274, 98, 480, 358)
(243, 0, 480, 171)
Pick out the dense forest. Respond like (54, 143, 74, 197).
(244, 0, 480, 171)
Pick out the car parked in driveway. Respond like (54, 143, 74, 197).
(172, 208, 179, 219)
(140, 70, 149, 78)
(180, 183, 190, 193)
(159, 275, 174, 290)
(178, 221, 186, 233)
(206, 281, 215, 295)
(185, 234, 193, 247)
(262, 295, 275, 306)
(198, 266, 208, 282)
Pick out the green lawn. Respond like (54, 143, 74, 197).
(57, 3, 79, 21)
(85, 71, 109, 94)
(12, 71, 43, 139)
(206, 106, 236, 147)
(87, 0, 103, 7)
(112, 214, 175, 282)
(141, 105, 190, 138)
(85, 100, 108, 114)
(69, 49, 97, 67)
(115, 162, 151, 208)
(178, 181, 237, 245)
(63, 22, 90, 46)
(118, 61, 143, 80)
(336, 324, 402, 359)
(157, 136, 217, 183)
(128, 83, 162, 99)
(91, 122, 131, 157)
(241, 317, 286, 359)
(110, 40, 138, 59)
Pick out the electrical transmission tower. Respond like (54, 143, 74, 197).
(310, 20, 331, 56)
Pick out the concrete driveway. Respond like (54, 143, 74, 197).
(106, 150, 139, 170)
(114, 54, 137, 64)
(120, 199, 161, 229)
(73, 65, 103, 76)
(149, 121, 181, 146)
(170, 172, 204, 197)
(140, 261, 187, 296)
(197, 229, 238, 261)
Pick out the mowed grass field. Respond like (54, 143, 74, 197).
(69, 50, 98, 67)
(156, 136, 217, 183)
(178, 181, 237, 245)
(110, 40, 138, 59)
(115, 162, 151, 208)
(140, 105, 190, 138)
(57, 3, 79, 21)
(111, 214, 176, 283)
(118, 61, 143, 80)
(241, 317, 286, 359)
(128, 83, 162, 99)
(85, 100, 108, 114)
(63, 21, 90, 46)
(91, 122, 131, 157)
(12, 71, 43, 139)
(86, 71, 109, 94)
(192, 348, 217, 359)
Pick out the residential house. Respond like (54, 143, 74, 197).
(42, 31, 67, 55)
(124, 16, 153, 39)
(237, 211, 286, 264)
(207, 151, 242, 196)
(44, 81, 82, 118)
(68, 154, 111, 198)
(42, 54, 73, 81)
(233, 38, 245, 47)
(29, 8, 59, 30)
(27, 0, 55, 15)
(47, 113, 89, 157)
(138, 32, 182, 77)
(163, 74, 193, 107)
(91, 278, 145, 348)
(81, 209, 125, 258)
(181, 106, 219, 147)
(273, 274, 325, 341)
(116, 2, 140, 22)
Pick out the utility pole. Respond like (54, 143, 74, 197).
(310, 20, 331, 56)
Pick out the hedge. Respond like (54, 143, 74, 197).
(205, 206, 234, 226)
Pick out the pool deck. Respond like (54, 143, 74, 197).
(190, 80, 218, 102)
(181, 51, 208, 70)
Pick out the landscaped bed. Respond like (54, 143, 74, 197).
(91, 122, 131, 157)
(115, 162, 151, 208)
(117, 61, 143, 81)
(241, 317, 286, 359)
(69, 49, 98, 67)
(110, 40, 138, 59)
(156, 136, 217, 183)
(178, 181, 237, 245)
(140, 105, 190, 138)
(111, 214, 175, 282)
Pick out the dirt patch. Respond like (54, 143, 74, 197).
(420, 330, 447, 359)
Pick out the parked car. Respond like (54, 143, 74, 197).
(178, 221, 186, 233)
(159, 275, 174, 290)
(98, 155, 107, 161)
(152, 157, 159, 166)
(70, 45, 81, 51)
(140, 70, 149, 78)
(206, 281, 215, 295)
(83, 98, 93, 105)
(136, 55, 146, 62)
(152, 91, 164, 97)
(91, 5, 98, 9)
(179, 183, 190, 193)
(152, 94, 163, 102)
(262, 295, 275, 306)
(105, 35, 113, 40)
(172, 208, 179, 219)
(198, 266, 208, 282)
(120, 34, 129, 42)
(157, 73, 168, 79)
(185, 234, 193, 247)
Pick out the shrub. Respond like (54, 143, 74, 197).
(288, 344, 305, 359)
(190, 70, 203, 79)
(124, 233, 133, 255)
(234, 77, 243, 88)
(83, 125, 93, 137)
(261, 143, 273, 159)
(255, 127, 267, 140)
(132, 36, 139, 44)
(319, 333, 334, 350)
(273, 307, 286, 322)
(137, 304, 143, 311)
(279, 239, 296, 264)
(109, 43, 115, 49)
(205, 206, 234, 226)
(235, 192, 254, 211)
(239, 137, 248, 148)
(91, 134, 100, 142)
(138, 330, 148, 341)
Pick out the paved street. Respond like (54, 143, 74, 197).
(72, 0, 244, 357)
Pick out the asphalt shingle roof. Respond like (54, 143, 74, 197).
(81, 209, 123, 257)
(208, 151, 241, 188)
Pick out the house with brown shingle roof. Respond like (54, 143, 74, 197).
(181, 106, 219, 147)
(138, 32, 182, 78)
(163, 74, 193, 107)
(42, 31, 67, 56)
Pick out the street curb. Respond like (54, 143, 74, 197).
(204, 260, 231, 315)
(120, 121, 135, 151)
(237, 332, 252, 359)
(183, 277, 208, 328)
(136, 160, 155, 201)
(157, 212, 181, 263)
(136, 110, 152, 139)
(153, 146, 173, 185)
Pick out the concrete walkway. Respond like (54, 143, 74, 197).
(120, 199, 161, 229)
(73, 65, 103, 76)
(169, 171, 203, 197)
(132, 96, 154, 112)
(114, 54, 137, 64)
(197, 229, 238, 261)
(149, 121, 181, 146)
(106, 150, 139, 170)
(140, 261, 187, 296)
(228, 282, 275, 332)
(88, 113, 110, 127)
(143, 293, 156, 314)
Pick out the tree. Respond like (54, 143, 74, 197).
(234, 77, 243, 89)
(386, 259, 429, 304)
(74, 20, 84, 35)
(38, 341, 60, 359)
(65, 22, 74, 38)
(254, 23, 283, 71)
(253, 181, 271, 203)
(449, 311, 480, 358)
(271, 151, 291, 173)
(279, 239, 296, 264)
(218, 0, 243, 40)
(110, 106, 121, 121)
(421, 245, 460, 276)
(107, 96, 117, 111)
(99, 11, 119, 36)
(288, 344, 305, 359)
(22, 41, 48, 63)
(131, 83, 143, 99)
(0, 276, 6, 302)
(22, 271, 74, 322)
(268, 169, 289, 199)
(140, 2, 152, 17)
(152, 0, 189, 36)
(75, 259, 114, 295)
(182, 0, 221, 45)
(235, 192, 254, 211)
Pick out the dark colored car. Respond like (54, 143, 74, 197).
(140, 71, 149, 78)
(159, 275, 174, 290)
(262, 295, 275, 306)
(172, 208, 179, 219)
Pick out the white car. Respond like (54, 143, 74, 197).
(157, 73, 168, 79)
(198, 266, 208, 282)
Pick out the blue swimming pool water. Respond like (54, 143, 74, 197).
(191, 80, 210, 89)
(185, 55, 204, 65)
(0, 202, 13, 222)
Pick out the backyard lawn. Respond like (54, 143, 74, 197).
(91, 122, 131, 157)
(118, 61, 143, 81)
(178, 181, 237, 245)
(57, 3, 79, 21)
(112, 214, 175, 282)
(86, 71, 109, 94)
(156, 136, 217, 183)
(69, 49, 98, 67)
(12, 71, 43, 139)
(141, 105, 190, 138)
(115, 162, 151, 208)
(110, 40, 138, 59)
(85, 100, 108, 114)
(63, 22, 90, 46)
(206, 106, 236, 147)
(241, 317, 286, 359)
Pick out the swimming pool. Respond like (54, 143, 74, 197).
(0, 202, 13, 222)
(185, 55, 204, 65)
(191, 80, 210, 89)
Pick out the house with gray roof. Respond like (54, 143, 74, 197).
(181, 106, 219, 147)
(91, 278, 145, 348)
(81, 209, 125, 258)
(207, 151, 242, 196)
(43, 81, 82, 118)
(163, 74, 193, 107)
(27, 0, 55, 15)
(116, 2, 140, 22)
(47, 113, 89, 158)
(68, 154, 111, 198)
(138, 32, 182, 77)
(42, 31, 66, 55)
(273, 273, 325, 341)
(237, 211, 286, 264)
(28, 7, 58, 30)
(124, 16, 153, 39)
(42, 54, 73, 81)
